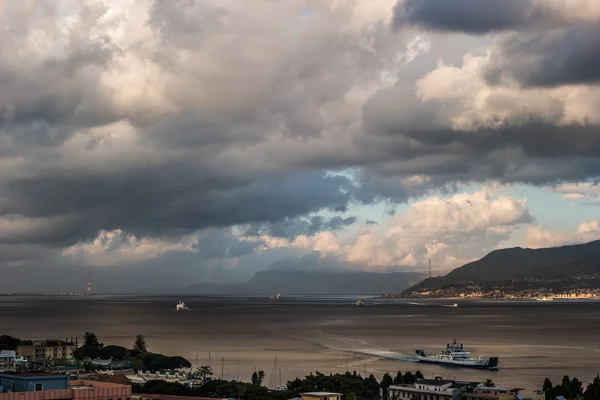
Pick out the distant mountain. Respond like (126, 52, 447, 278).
(151, 270, 424, 295)
(403, 240, 600, 294)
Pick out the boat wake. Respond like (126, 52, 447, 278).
(315, 331, 418, 362)
(408, 301, 458, 308)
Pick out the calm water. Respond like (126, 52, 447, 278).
(1, 296, 599, 391)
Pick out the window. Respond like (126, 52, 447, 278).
(35, 383, 43, 391)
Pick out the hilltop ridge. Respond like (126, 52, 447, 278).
(400, 240, 600, 298)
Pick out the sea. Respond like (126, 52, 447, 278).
(1, 295, 599, 392)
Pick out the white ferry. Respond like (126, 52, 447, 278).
(356, 299, 365, 307)
(416, 339, 499, 370)
(176, 301, 189, 311)
(536, 296, 553, 301)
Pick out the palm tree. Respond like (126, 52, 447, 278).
(483, 378, 495, 387)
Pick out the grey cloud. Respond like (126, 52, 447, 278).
(267, 252, 352, 272)
(484, 26, 600, 87)
(0, 170, 357, 247)
(392, 0, 533, 34)
(3, 0, 600, 289)
(361, 83, 600, 185)
(245, 215, 358, 239)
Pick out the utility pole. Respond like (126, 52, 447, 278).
(221, 357, 224, 380)
(428, 259, 432, 279)
(208, 352, 211, 367)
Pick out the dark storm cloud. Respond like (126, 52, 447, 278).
(361, 83, 600, 185)
(250, 215, 357, 239)
(392, 0, 533, 34)
(0, 1, 410, 256)
(484, 26, 600, 87)
(2, 0, 600, 290)
(0, 169, 357, 246)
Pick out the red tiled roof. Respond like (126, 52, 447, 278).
(93, 374, 131, 385)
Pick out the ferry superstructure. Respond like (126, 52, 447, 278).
(415, 340, 498, 370)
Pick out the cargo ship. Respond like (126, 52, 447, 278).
(415, 340, 499, 369)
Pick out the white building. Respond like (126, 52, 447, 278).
(0, 351, 16, 371)
(390, 379, 462, 400)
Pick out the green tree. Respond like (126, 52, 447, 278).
(483, 378, 495, 387)
(415, 371, 424, 380)
(569, 377, 583, 399)
(84, 332, 101, 348)
(196, 366, 214, 385)
(543, 378, 554, 393)
(403, 372, 415, 385)
(100, 345, 130, 360)
(345, 393, 357, 400)
(381, 372, 393, 388)
(381, 373, 394, 400)
(250, 371, 266, 386)
(366, 374, 380, 395)
(145, 355, 191, 371)
(0, 335, 31, 351)
(74, 332, 103, 360)
(393, 371, 403, 385)
(583, 375, 600, 400)
(133, 335, 148, 356)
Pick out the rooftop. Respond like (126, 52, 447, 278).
(0, 372, 66, 378)
(301, 392, 342, 396)
(417, 379, 454, 386)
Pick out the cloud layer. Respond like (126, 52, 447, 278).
(1, 0, 599, 291)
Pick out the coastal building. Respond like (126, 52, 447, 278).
(17, 340, 76, 361)
(389, 378, 463, 400)
(0, 352, 16, 372)
(89, 359, 133, 370)
(0, 373, 131, 400)
(0, 372, 70, 392)
(466, 386, 525, 400)
(388, 379, 524, 400)
(301, 393, 342, 400)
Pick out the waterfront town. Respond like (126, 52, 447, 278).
(391, 283, 600, 300)
(1, 334, 599, 400)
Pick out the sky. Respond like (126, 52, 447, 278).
(1, 0, 600, 292)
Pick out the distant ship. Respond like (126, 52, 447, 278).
(416, 339, 499, 370)
(356, 299, 365, 307)
(271, 293, 281, 300)
(176, 301, 189, 311)
(536, 296, 554, 301)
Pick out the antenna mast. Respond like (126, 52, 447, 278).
(87, 272, 92, 296)
(428, 259, 432, 279)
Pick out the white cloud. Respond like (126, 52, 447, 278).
(253, 188, 532, 270)
(62, 229, 198, 267)
(547, 182, 600, 201)
(525, 219, 600, 248)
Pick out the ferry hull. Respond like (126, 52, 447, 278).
(416, 356, 499, 370)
